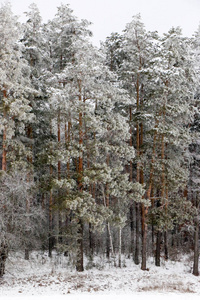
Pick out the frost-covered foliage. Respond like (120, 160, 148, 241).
(0, 170, 46, 251)
(0, 2, 35, 169)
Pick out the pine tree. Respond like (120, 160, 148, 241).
(0, 3, 35, 172)
(0, 2, 43, 271)
(190, 25, 200, 276)
(147, 27, 196, 266)
(21, 3, 54, 258)
(119, 14, 156, 269)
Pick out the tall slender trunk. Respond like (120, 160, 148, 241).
(151, 184, 155, 255)
(136, 75, 140, 183)
(106, 223, 110, 259)
(155, 195, 161, 268)
(85, 116, 95, 258)
(141, 208, 148, 270)
(0, 243, 8, 277)
(57, 111, 63, 245)
(155, 133, 165, 266)
(76, 81, 84, 272)
(135, 76, 141, 265)
(57, 111, 61, 180)
(2, 90, 7, 172)
(135, 103, 140, 266)
(142, 126, 158, 270)
(64, 119, 71, 256)
(106, 155, 111, 260)
(101, 183, 114, 260)
(141, 172, 147, 270)
(107, 221, 114, 257)
(140, 122, 147, 270)
(164, 230, 168, 260)
(2, 126, 6, 172)
(88, 178, 95, 257)
(155, 231, 162, 266)
(27, 125, 33, 165)
(49, 124, 54, 258)
(136, 74, 148, 271)
(25, 125, 33, 260)
(67, 120, 71, 178)
(161, 134, 165, 201)
(130, 203, 134, 255)
(193, 199, 199, 276)
(89, 223, 94, 256)
(129, 107, 134, 256)
(76, 220, 84, 272)
(25, 189, 31, 260)
(49, 165, 53, 258)
(164, 186, 169, 260)
(78, 113, 83, 192)
(134, 202, 140, 265)
(118, 227, 122, 268)
(1, 93, 8, 271)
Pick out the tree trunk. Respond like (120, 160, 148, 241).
(155, 231, 162, 266)
(134, 202, 140, 265)
(2, 90, 7, 172)
(76, 220, 84, 272)
(0, 243, 8, 277)
(89, 223, 94, 256)
(67, 120, 71, 178)
(193, 222, 199, 276)
(24, 248, 30, 260)
(107, 222, 114, 257)
(2, 127, 7, 171)
(141, 121, 158, 269)
(105, 154, 111, 259)
(130, 202, 134, 256)
(106, 223, 110, 259)
(48, 124, 54, 258)
(76, 81, 84, 272)
(140, 128, 147, 270)
(193, 201, 199, 276)
(49, 185, 54, 258)
(101, 182, 114, 261)
(129, 107, 134, 257)
(24, 134, 33, 261)
(164, 186, 169, 260)
(57, 110, 61, 180)
(151, 186, 155, 255)
(57, 111, 62, 243)
(164, 231, 169, 260)
(135, 75, 141, 266)
(141, 204, 148, 270)
(118, 227, 122, 268)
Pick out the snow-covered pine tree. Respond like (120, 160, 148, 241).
(42, 4, 94, 260)
(190, 25, 200, 276)
(147, 27, 196, 266)
(0, 2, 35, 171)
(118, 15, 156, 269)
(0, 2, 43, 270)
(21, 3, 52, 257)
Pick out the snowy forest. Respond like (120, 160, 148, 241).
(0, 1, 200, 280)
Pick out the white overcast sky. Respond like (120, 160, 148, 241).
(2, 0, 200, 46)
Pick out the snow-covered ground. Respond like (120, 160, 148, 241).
(0, 251, 200, 299)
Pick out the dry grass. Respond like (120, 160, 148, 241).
(138, 281, 195, 293)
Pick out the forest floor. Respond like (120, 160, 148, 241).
(0, 251, 200, 299)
